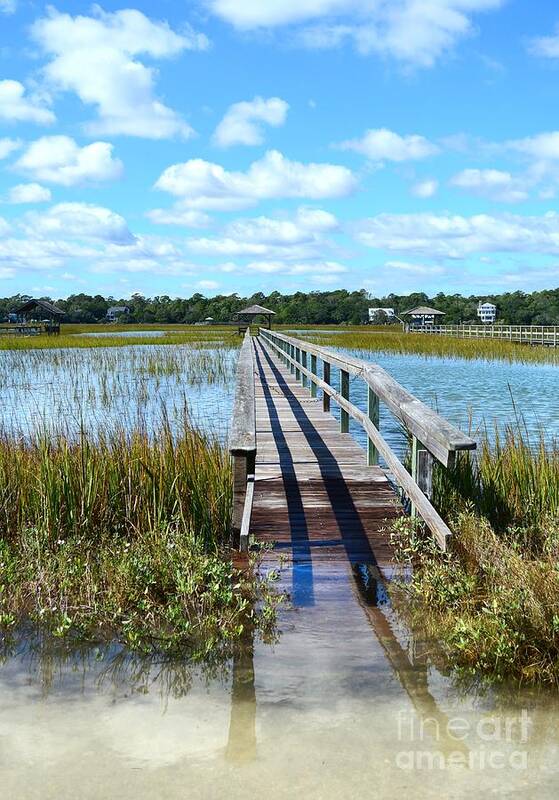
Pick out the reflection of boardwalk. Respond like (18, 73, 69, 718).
(250, 338, 401, 603)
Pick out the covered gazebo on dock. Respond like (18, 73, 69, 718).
(15, 299, 64, 335)
(234, 304, 276, 335)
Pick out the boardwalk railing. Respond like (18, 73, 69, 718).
(229, 330, 256, 552)
(259, 328, 476, 550)
(410, 323, 559, 347)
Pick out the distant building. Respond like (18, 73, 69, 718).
(477, 301, 497, 324)
(368, 307, 395, 323)
(106, 305, 130, 322)
(402, 305, 446, 328)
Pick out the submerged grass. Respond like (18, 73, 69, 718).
(0, 413, 280, 656)
(392, 425, 559, 685)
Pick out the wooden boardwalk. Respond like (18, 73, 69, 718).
(250, 337, 401, 578)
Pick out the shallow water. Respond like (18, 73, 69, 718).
(2, 563, 559, 799)
(2, 339, 559, 797)
(74, 330, 173, 338)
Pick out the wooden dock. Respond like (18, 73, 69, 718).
(229, 329, 477, 579)
(250, 337, 400, 572)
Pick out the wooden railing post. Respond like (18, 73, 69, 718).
(310, 354, 317, 398)
(323, 361, 331, 412)
(368, 387, 379, 465)
(340, 369, 349, 433)
(295, 347, 301, 381)
(301, 349, 308, 388)
(229, 330, 256, 551)
(411, 436, 433, 518)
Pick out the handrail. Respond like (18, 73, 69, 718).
(410, 323, 559, 347)
(259, 327, 477, 550)
(229, 329, 256, 551)
(259, 328, 475, 467)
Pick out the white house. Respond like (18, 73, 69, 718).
(477, 301, 497, 324)
(106, 305, 130, 322)
(368, 307, 395, 323)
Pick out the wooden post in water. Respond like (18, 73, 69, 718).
(323, 361, 331, 412)
(368, 387, 379, 465)
(340, 369, 349, 433)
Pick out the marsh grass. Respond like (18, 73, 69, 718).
(0, 413, 280, 655)
(0, 324, 238, 352)
(304, 328, 559, 366)
(392, 425, 559, 684)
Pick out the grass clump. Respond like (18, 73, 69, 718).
(0, 416, 280, 656)
(392, 428, 559, 685)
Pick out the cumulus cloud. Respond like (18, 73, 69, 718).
(0, 80, 55, 125)
(339, 128, 439, 162)
(450, 168, 528, 203)
(207, 0, 504, 67)
(15, 136, 123, 186)
(31, 7, 207, 139)
(187, 206, 338, 258)
(146, 208, 212, 228)
(0, 138, 21, 160)
(213, 96, 289, 147)
(507, 132, 559, 160)
(528, 25, 559, 58)
(7, 183, 52, 204)
(355, 211, 559, 259)
(24, 203, 135, 244)
(411, 179, 438, 198)
(155, 150, 356, 210)
(0, 217, 10, 235)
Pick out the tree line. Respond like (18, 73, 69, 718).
(2, 288, 559, 325)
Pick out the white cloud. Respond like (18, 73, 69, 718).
(7, 183, 52, 204)
(411, 178, 438, 198)
(339, 128, 439, 162)
(507, 132, 559, 160)
(450, 168, 528, 203)
(0, 138, 21, 160)
(187, 206, 338, 257)
(0, 80, 55, 125)
(0, 238, 97, 271)
(32, 7, 208, 139)
(15, 136, 123, 186)
(24, 203, 135, 244)
(213, 96, 289, 147)
(0, 217, 10, 235)
(208, 0, 504, 67)
(146, 208, 212, 228)
(0, 1, 16, 15)
(528, 25, 559, 58)
(197, 279, 220, 290)
(155, 150, 356, 210)
(385, 259, 444, 275)
(355, 211, 559, 259)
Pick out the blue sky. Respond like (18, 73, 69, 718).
(2, 1, 559, 299)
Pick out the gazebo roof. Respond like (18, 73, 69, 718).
(16, 299, 65, 317)
(402, 306, 446, 316)
(236, 304, 276, 316)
